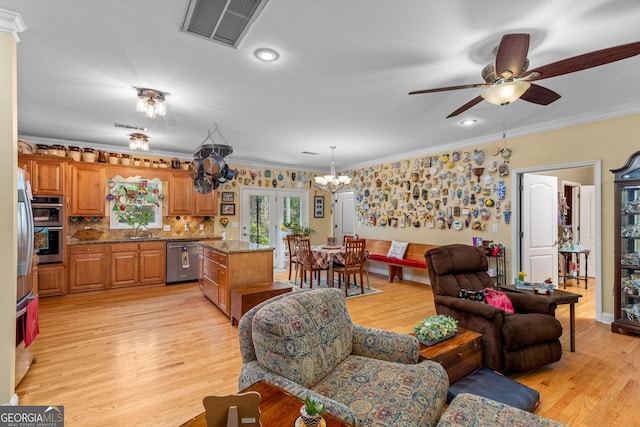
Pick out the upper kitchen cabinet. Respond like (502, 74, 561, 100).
(18, 154, 69, 195)
(167, 171, 218, 216)
(71, 163, 106, 215)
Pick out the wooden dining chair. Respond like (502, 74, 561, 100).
(333, 239, 366, 297)
(343, 234, 355, 245)
(285, 233, 303, 280)
(296, 238, 326, 288)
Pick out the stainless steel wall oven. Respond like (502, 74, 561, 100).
(31, 195, 64, 263)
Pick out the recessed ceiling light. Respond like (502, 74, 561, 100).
(254, 48, 279, 62)
(460, 119, 477, 126)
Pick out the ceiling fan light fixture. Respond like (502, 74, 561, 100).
(481, 80, 531, 106)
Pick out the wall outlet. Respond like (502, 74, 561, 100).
(185, 222, 189, 231)
(199, 224, 204, 231)
(163, 225, 170, 231)
(492, 224, 498, 232)
(232, 221, 239, 228)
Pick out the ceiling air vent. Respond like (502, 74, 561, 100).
(181, 0, 269, 48)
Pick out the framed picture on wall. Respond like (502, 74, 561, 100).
(221, 191, 234, 202)
(221, 203, 235, 215)
(314, 196, 324, 218)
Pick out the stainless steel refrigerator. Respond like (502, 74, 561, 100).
(16, 168, 36, 385)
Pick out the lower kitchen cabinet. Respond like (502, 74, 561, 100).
(110, 241, 166, 288)
(37, 263, 66, 296)
(68, 244, 108, 293)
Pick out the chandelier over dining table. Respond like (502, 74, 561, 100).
(314, 146, 352, 193)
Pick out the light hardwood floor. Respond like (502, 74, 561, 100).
(16, 272, 640, 426)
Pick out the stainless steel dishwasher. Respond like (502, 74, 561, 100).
(166, 240, 200, 284)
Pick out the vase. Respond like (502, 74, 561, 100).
(496, 180, 507, 200)
(418, 331, 456, 346)
(299, 407, 323, 427)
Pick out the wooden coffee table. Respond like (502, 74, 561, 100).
(180, 381, 353, 426)
(417, 328, 483, 384)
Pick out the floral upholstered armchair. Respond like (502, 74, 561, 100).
(238, 288, 449, 426)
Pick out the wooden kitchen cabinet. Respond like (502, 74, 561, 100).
(110, 241, 166, 288)
(68, 244, 108, 292)
(18, 154, 69, 195)
(199, 243, 273, 317)
(37, 263, 66, 296)
(167, 171, 217, 215)
(70, 164, 106, 215)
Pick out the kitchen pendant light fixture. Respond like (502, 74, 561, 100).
(314, 146, 352, 193)
(129, 133, 150, 151)
(135, 88, 168, 118)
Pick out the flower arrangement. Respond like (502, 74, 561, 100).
(300, 395, 325, 426)
(219, 217, 229, 228)
(517, 271, 527, 282)
(414, 315, 458, 343)
(280, 222, 316, 236)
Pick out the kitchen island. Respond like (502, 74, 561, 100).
(198, 240, 274, 317)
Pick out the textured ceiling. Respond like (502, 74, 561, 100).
(3, 0, 640, 172)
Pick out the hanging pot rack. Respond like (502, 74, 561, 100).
(194, 124, 234, 160)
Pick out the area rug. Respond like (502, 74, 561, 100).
(285, 278, 382, 299)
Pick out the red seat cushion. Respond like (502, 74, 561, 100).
(367, 254, 426, 269)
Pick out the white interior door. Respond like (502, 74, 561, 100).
(336, 191, 355, 242)
(522, 173, 558, 284)
(579, 185, 596, 277)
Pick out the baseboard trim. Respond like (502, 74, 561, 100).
(3, 394, 19, 406)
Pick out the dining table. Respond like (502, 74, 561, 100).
(296, 245, 346, 286)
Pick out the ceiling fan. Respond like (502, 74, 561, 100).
(409, 34, 640, 118)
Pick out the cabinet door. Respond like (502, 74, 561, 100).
(69, 245, 108, 292)
(139, 243, 166, 284)
(32, 159, 65, 195)
(194, 190, 218, 215)
(168, 174, 192, 215)
(37, 263, 66, 296)
(217, 264, 229, 315)
(110, 250, 139, 288)
(71, 165, 106, 215)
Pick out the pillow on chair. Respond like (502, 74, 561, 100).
(458, 289, 486, 302)
(485, 288, 514, 314)
(387, 240, 409, 259)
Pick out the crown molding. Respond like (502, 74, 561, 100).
(0, 9, 25, 42)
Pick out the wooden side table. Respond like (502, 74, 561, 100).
(418, 328, 483, 384)
(180, 381, 353, 427)
(230, 282, 292, 325)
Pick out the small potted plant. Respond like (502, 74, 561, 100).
(300, 395, 325, 427)
(414, 314, 458, 346)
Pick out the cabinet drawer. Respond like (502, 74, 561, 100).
(69, 244, 107, 254)
(110, 242, 139, 252)
(218, 253, 228, 266)
(139, 241, 166, 251)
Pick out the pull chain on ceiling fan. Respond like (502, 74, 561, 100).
(409, 34, 640, 118)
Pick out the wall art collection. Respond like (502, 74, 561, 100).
(352, 149, 512, 230)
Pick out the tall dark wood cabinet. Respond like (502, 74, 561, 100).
(611, 151, 640, 335)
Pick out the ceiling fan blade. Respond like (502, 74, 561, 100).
(446, 96, 484, 118)
(409, 83, 490, 95)
(495, 34, 530, 78)
(525, 41, 640, 81)
(520, 83, 561, 105)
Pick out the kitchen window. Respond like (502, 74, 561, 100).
(108, 177, 163, 229)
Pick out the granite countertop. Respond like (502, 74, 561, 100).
(199, 240, 273, 254)
(67, 236, 221, 246)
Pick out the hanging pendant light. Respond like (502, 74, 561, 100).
(314, 146, 352, 193)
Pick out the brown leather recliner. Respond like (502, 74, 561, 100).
(425, 244, 563, 374)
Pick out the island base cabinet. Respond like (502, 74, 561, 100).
(69, 244, 108, 293)
(200, 246, 273, 317)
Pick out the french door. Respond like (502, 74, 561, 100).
(241, 188, 308, 268)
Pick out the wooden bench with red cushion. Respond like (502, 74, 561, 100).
(365, 239, 439, 282)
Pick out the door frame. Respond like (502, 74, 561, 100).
(512, 160, 604, 322)
(239, 187, 309, 268)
